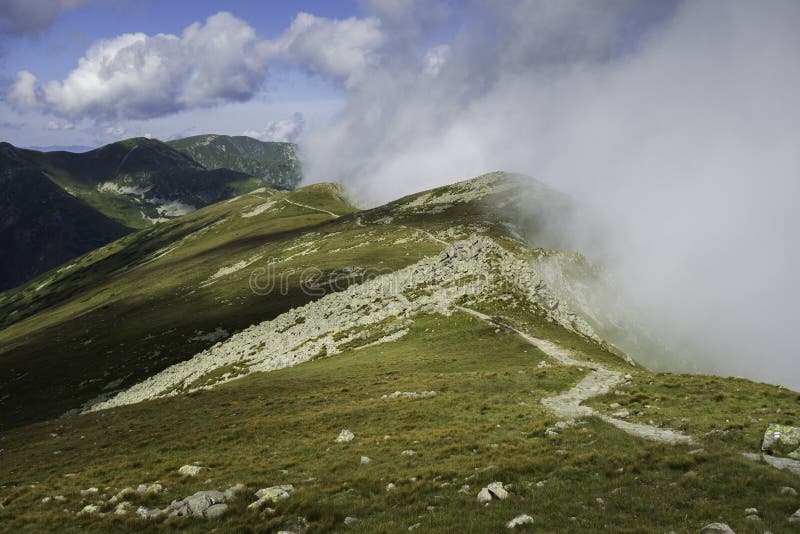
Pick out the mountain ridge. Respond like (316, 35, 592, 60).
(0, 135, 303, 290)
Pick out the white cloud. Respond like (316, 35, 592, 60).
(265, 12, 384, 88)
(45, 120, 74, 130)
(0, 0, 90, 36)
(6, 11, 384, 121)
(242, 112, 305, 142)
(302, 0, 800, 389)
(7, 13, 271, 120)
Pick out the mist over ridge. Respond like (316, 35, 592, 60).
(301, 1, 800, 389)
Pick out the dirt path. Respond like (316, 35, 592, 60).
(456, 306, 695, 445)
(283, 198, 339, 218)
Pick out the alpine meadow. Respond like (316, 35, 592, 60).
(1, 2, 799, 533)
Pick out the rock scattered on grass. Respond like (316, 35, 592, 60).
(779, 486, 797, 496)
(762, 423, 800, 459)
(80, 487, 98, 496)
(136, 483, 163, 494)
(789, 508, 800, 523)
(79, 504, 100, 515)
(178, 465, 207, 477)
(344, 516, 360, 525)
(335, 430, 355, 443)
(136, 506, 162, 519)
(249, 485, 294, 509)
(167, 490, 226, 518)
(401, 449, 416, 456)
(507, 514, 534, 528)
(382, 391, 437, 399)
(700, 523, 735, 533)
(386, 483, 396, 491)
(408, 523, 421, 531)
(477, 482, 509, 503)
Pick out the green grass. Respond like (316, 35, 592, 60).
(0, 313, 797, 533)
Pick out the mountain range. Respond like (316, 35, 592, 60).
(0, 135, 302, 290)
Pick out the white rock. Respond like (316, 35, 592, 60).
(178, 465, 207, 477)
(250, 485, 294, 508)
(344, 516, 360, 525)
(335, 430, 355, 443)
(779, 486, 797, 496)
(700, 523, 736, 533)
(80, 487, 99, 496)
(136, 506, 163, 519)
(401, 450, 416, 456)
(79, 504, 100, 515)
(477, 488, 493, 504)
(386, 483, 397, 491)
(41, 497, 52, 504)
(487, 482, 509, 500)
(507, 514, 534, 528)
(360, 456, 372, 465)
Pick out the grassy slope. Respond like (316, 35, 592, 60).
(0, 175, 542, 429)
(0, 183, 369, 428)
(1, 173, 799, 532)
(0, 313, 798, 533)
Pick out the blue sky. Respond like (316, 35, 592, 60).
(0, 1, 675, 149)
(0, 0, 376, 148)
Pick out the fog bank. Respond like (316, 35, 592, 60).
(302, 1, 800, 389)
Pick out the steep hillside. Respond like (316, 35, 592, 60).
(15, 138, 263, 228)
(167, 135, 302, 190)
(0, 143, 131, 290)
(0, 173, 798, 532)
(0, 182, 358, 428)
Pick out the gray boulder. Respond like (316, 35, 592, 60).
(169, 490, 226, 518)
(205, 503, 228, 519)
(700, 523, 735, 533)
(762, 424, 800, 459)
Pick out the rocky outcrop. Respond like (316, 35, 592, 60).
(90, 236, 608, 411)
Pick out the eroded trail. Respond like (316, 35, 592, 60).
(457, 306, 695, 445)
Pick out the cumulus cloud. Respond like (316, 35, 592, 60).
(7, 13, 271, 120)
(0, 0, 89, 36)
(242, 112, 305, 142)
(265, 13, 384, 88)
(45, 119, 74, 130)
(6, 11, 384, 120)
(302, 0, 800, 389)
